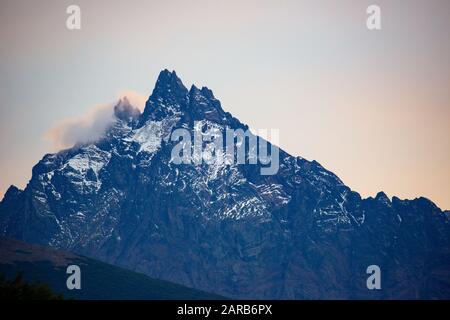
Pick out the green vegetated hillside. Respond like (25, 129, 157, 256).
(0, 237, 226, 300)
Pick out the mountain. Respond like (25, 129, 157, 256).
(1, 70, 449, 299)
(0, 237, 225, 299)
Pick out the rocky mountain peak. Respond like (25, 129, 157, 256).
(150, 69, 188, 100)
(114, 97, 140, 123)
(375, 191, 391, 205)
(2, 185, 22, 202)
(140, 70, 188, 123)
(0, 70, 449, 299)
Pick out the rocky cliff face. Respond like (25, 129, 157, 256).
(1, 70, 449, 299)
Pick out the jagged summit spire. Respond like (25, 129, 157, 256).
(114, 96, 140, 123)
(153, 69, 187, 96)
(375, 191, 391, 205)
(189, 84, 216, 100)
(4, 185, 22, 199)
(139, 69, 233, 126)
(200, 86, 215, 100)
(140, 70, 189, 122)
(189, 84, 200, 94)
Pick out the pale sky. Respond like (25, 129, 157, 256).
(0, 0, 449, 209)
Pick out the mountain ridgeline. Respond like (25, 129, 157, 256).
(0, 70, 449, 299)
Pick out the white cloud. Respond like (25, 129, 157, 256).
(45, 91, 146, 150)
